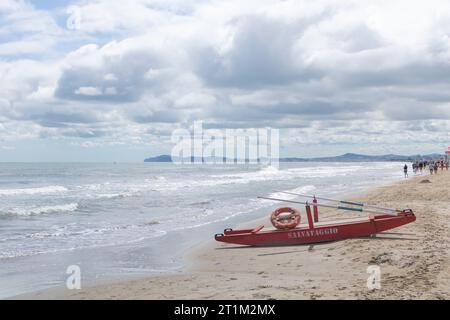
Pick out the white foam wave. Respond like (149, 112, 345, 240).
(267, 185, 317, 200)
(76, 182, 141, 200)
(151, 165, 363, 191)
(2, 203, 79, 217)
(0, 186, 68, 196)
(90, 192, 136, 200)
(68, 166, 339, 195)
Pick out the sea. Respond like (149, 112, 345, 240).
(0, 162, 406, 298)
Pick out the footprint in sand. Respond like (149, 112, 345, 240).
(369, 253, 392, 265)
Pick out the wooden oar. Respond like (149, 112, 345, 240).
(273, 191, 400, 213)
(258, 196, 399, 216)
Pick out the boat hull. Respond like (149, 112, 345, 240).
(215, 211, 416, 246)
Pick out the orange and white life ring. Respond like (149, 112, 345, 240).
(270, 207, 301, 230)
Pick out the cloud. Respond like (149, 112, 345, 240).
(2, 0, 450, 158)
(0, 0, 63, 57)
(54, 39, 180, 102)
(380, 99, 450, 121)
(74, 86, 103, 96)
(0, 59, 59, 104)
(195, 14, 324, 88)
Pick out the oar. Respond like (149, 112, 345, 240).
(257, 196, 399, 216)
(273, 191, 400, 213)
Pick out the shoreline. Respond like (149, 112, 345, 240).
(14, 171, 450, 300)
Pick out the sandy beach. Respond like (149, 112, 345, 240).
(20, 170, 450, 300)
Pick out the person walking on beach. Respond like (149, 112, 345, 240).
(434, 162, 439, 174)
(429, 162, 434, 175)
(404, 164, 408, 178)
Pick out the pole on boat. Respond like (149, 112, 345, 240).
(313, 196, 319, 222)
(273, 191, 400, 213)
(258, 196, 399, 216)
(305, 204, 314, 229)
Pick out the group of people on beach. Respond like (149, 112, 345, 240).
(426, 159, 449, 175)
(404, 158, 449, 178)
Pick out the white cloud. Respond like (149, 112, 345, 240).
(0, 59, 59, 103)
(103, 73, 117, 81)
(74, 86, 103, 96)
(0, 39, 53, 55)
(0, 0, 63, 57)
(2, 0, 450, 157)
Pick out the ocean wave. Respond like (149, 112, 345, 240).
(0, 222, 165, 243)
(0, 228, 167, 259)
(89, 192, 136, 200)
(75, 182, 141, 200)
(211, 165, 280, 180)
(168, 199, 270, 232)
(66, 167, 313, 195)
(147, 163, 395, 193)
(267, 185, 317, 200)
(163, 185, 317, 232)
(176, 166, 359, 190)
(147, 167, 282, 191)
(0, 185, 68, 196)
(1, 203, 79, 217)
(285, 166, 365, 177)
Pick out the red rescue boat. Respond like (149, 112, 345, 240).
(215, 194, 416, 247)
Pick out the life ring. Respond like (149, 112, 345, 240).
(270, 207, 301, 230)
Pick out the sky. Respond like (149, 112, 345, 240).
(1, 0, 450, 162)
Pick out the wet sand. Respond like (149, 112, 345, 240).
(19, 170, 450, 300)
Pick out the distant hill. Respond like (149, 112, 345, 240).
(280, 153, 442, 162)
(143, 155, 172, 162)
(144, 153, 443, 163)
